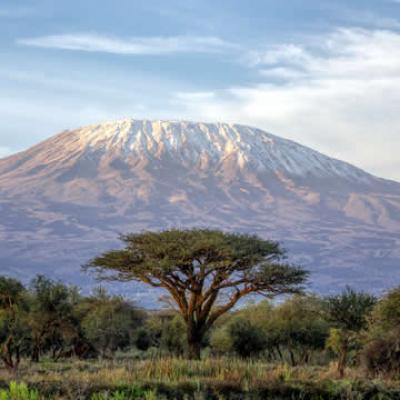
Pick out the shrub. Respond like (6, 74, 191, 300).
(361, 329, 400, 377)
(134, 328, 153, 352)
(229, 318, 266, 358)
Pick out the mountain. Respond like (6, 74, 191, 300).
(1, 119, 399, 304)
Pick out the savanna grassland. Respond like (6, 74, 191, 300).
(1, 231, 400, 399)
(1, 357, 400, 399)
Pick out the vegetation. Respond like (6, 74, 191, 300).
(85, 229, 307, 359)
(0, 277, 29, 372)
(361, 287, 400, 376)
(324, 287, 376, 378)
(1, 228, 400, 398)
(1, 357, 400, 399)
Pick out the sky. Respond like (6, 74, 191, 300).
(1, 0, 400, 181)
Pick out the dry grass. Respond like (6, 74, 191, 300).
(1, 358, 399, 399)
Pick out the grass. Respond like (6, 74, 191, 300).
(0, 358, 399, 399)
(0, 382, 41, 400)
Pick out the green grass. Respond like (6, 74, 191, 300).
(1, 358, 399, 399)
(0, 382, 41, 400)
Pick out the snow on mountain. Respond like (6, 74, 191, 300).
(0, 119, 376, 180)
(0, 119, 399, 305)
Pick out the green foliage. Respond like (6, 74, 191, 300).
(211, 296, 330, 364)
(27, 275, 80, 362)
(159, 314, 187, 356)
(361, 328, 400, 377)
(325, 287, 376, 332)
(270, 295, 330, 364)
(76, 287, 144, 357)
(0, 277, 30, 370)
(326, 328, 346, 355)
(369, 286, 400, 334)
(324, 287, 376, 377)
(0, 278, 25, 309)
(134, 328, 153, 352)
(362, 287, 400, 377)
(228, 318, 266, 358)
(0, 275, 145, 365)
(86, 228, 308, 359)
(1, 233, 400, 384)
(209, 324, 233, 355)
(0, 382, 41, 400)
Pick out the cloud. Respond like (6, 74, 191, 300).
(17, 33, 236, 55)
(175, 28, 400, 181)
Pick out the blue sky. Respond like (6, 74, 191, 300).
(1, 0, 400, 180)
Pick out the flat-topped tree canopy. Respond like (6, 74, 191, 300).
(85, 229, 308, 359)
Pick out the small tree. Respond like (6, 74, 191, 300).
(85, 229, 307, 359)
(28, 276, 79, 362)
(229, 318, 267, 358)
(76, 288, 144, 358)
(273, 295, 329, 365)
(0, 276, 29, 372)
(325, 287, 376, 378)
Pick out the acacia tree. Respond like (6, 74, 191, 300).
(85, 229, 308, 359)
(325, 287, 376, 378)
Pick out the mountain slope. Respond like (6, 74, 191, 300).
(1, 119, 399, 304)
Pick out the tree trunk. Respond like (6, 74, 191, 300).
(187, 324, 204, 360)
(338, 344, 348, 379)
(1, 339, 20, 373)
(275, 345, 283, 361)
(31, 344, 40, 363)
(188, 339, 201, 360)
(289, 348, 296, 366)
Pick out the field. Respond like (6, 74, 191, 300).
(1, 357, 400, 399)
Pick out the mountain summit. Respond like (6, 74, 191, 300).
(1, 119, 399, 303)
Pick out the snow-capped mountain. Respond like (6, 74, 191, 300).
(1, 119, 399, 303)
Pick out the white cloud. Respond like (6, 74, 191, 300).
(248, 44, 311, 67)
(176, 28, 400, 181)
(17, 33, 236, 55)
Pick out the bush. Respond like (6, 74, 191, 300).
(361, 329, 400, 377)
(160, 315, 187, 356)
(134, 328, 153, 351)
(229, 318, 266, 358)
(210, 325, 233, 355)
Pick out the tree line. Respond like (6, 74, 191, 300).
(0, 275, 145, 371)
(1, 274, 400, 377)
(1, 228, 399, 378)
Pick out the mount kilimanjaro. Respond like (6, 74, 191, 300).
(1, 119, 399, 304)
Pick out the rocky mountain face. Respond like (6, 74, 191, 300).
(1, 119, 399, 305)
